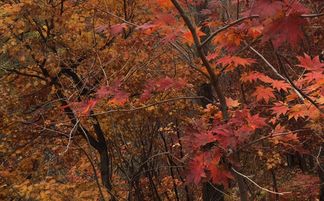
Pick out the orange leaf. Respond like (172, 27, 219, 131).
(270, 80, 291, 92)
(226, 97, 240, 109)
(182, 27, 205, 45)
(252, 86, 275, 103)
(271, 102, 289, 118)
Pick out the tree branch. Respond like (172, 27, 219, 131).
(231, 167, 291, 195)
(200, 15, 259, 47)
(170, 0, 228, 120)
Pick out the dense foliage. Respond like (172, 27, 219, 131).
(0, 0, 323, 200)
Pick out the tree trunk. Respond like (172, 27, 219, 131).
(203, 182, 224, 201)
(319, 147, 324, 201)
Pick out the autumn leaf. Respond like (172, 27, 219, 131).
(140, 77, 187, 101)
(96, 82, 129, 106)
(70, 99, 98, 116)
(271, 102, 289, 118)
(240, 71, 272, 83)
(226, 97, 240, 109)
(216, 56, 256, 72)
(248, 25, 263, 38)
(208, 165, 233, 188)
(288, 104, 309, 120)
(247, 113, 267, 129)
(156, 0, 173, 9)
(250, 0, 284, 18)
(297, 53, 324, 72)
(110, 23, 128, 36)
(271, 133, 299, 144)
(262, 15, 307, 47)
(192, 132, 217, 150)
(182, 27, 205, 45)
(252, 86, 275, 103)
(270, 80, 291, 92)
(186, 154, 206, 184)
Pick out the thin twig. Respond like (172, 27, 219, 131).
(247, 43, 305, 100)
(200, 15, 259, 47)
(231, 168, 291, 195)
(60, 119, 79, 155)
(301, 13, 324, 18)
(91, 96, 206, 116)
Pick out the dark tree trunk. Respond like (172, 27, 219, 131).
(203, 182, 224, 201)
(319, 147, 324, 201)
(98, 146, 112, 191)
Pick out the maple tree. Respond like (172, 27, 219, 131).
(0, 0, 323, 201)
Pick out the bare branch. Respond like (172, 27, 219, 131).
(170, 0, 228, 119)
(247, 43, 305, 100)
(231, 167, 291, 195)
(92, 96, 207, 116)
(200, 15, 259, 47)
(301, 13, 324, 18)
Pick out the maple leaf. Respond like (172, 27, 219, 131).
(206, 52, 219, 61)
(212, 127, 237, 149)
(262, 15, 307, 48)
(271, 102, 289, 118)
(96, 82, 129, 106)
(182, 27, 205, 45)
(304, 72, 323, 82)
(288, 104, 309, 120)
(283, 0, 310, 15)
(156, 0, 173, 9)
(140, 77, 187, 101)
(272, 133, 299, 144)
(248, 25, 263, 38)
(95, 24, 109, 33)
(226, 97, 240, 109)
(212, 29, 241, 50)
(71, 99, 97, 116)
(236, 125, 255, 143)
(108, 90, 129, 106)
(240, 71, 272, 83)
(297, 53, 324, 72)
(250, 0, 284, 18)
(247, 113, 267, 129)
(193, 132, 217, 150)
(270, 80, 291, 92)
(208, 165, 233, 188)
(110, 23, 128, 36)
(186, 154, 206, 184)
(217, 56, 256, 72)
(252, 86, 275, 103)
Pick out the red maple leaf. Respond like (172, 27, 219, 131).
(297, 53, 324, 72)
(140, 77, 187, 101)
(288, 104, 310, 120)
(247, 113, 267, 129)
(270, 80, 291, 92)
(208, 165, 233, 188)
(271, 102, 289, 118)
(96, 81, 129, 106)
(182, 27, 206, 45)
(240, 71, 272, 83)
(110, 23, 128, 36)
(156, 0, 173, 9)
(236, 125, 255, 143)
(250, 0, 283, 18)
(186, 154, 206, 184)
(252, 86, 275, 103)
(262, 15, 307, 47)
(70, 99, 98, 116)
(304, 72, 323, 82)
(217, 56, 256, 72)
(192, 132, 217, 150)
